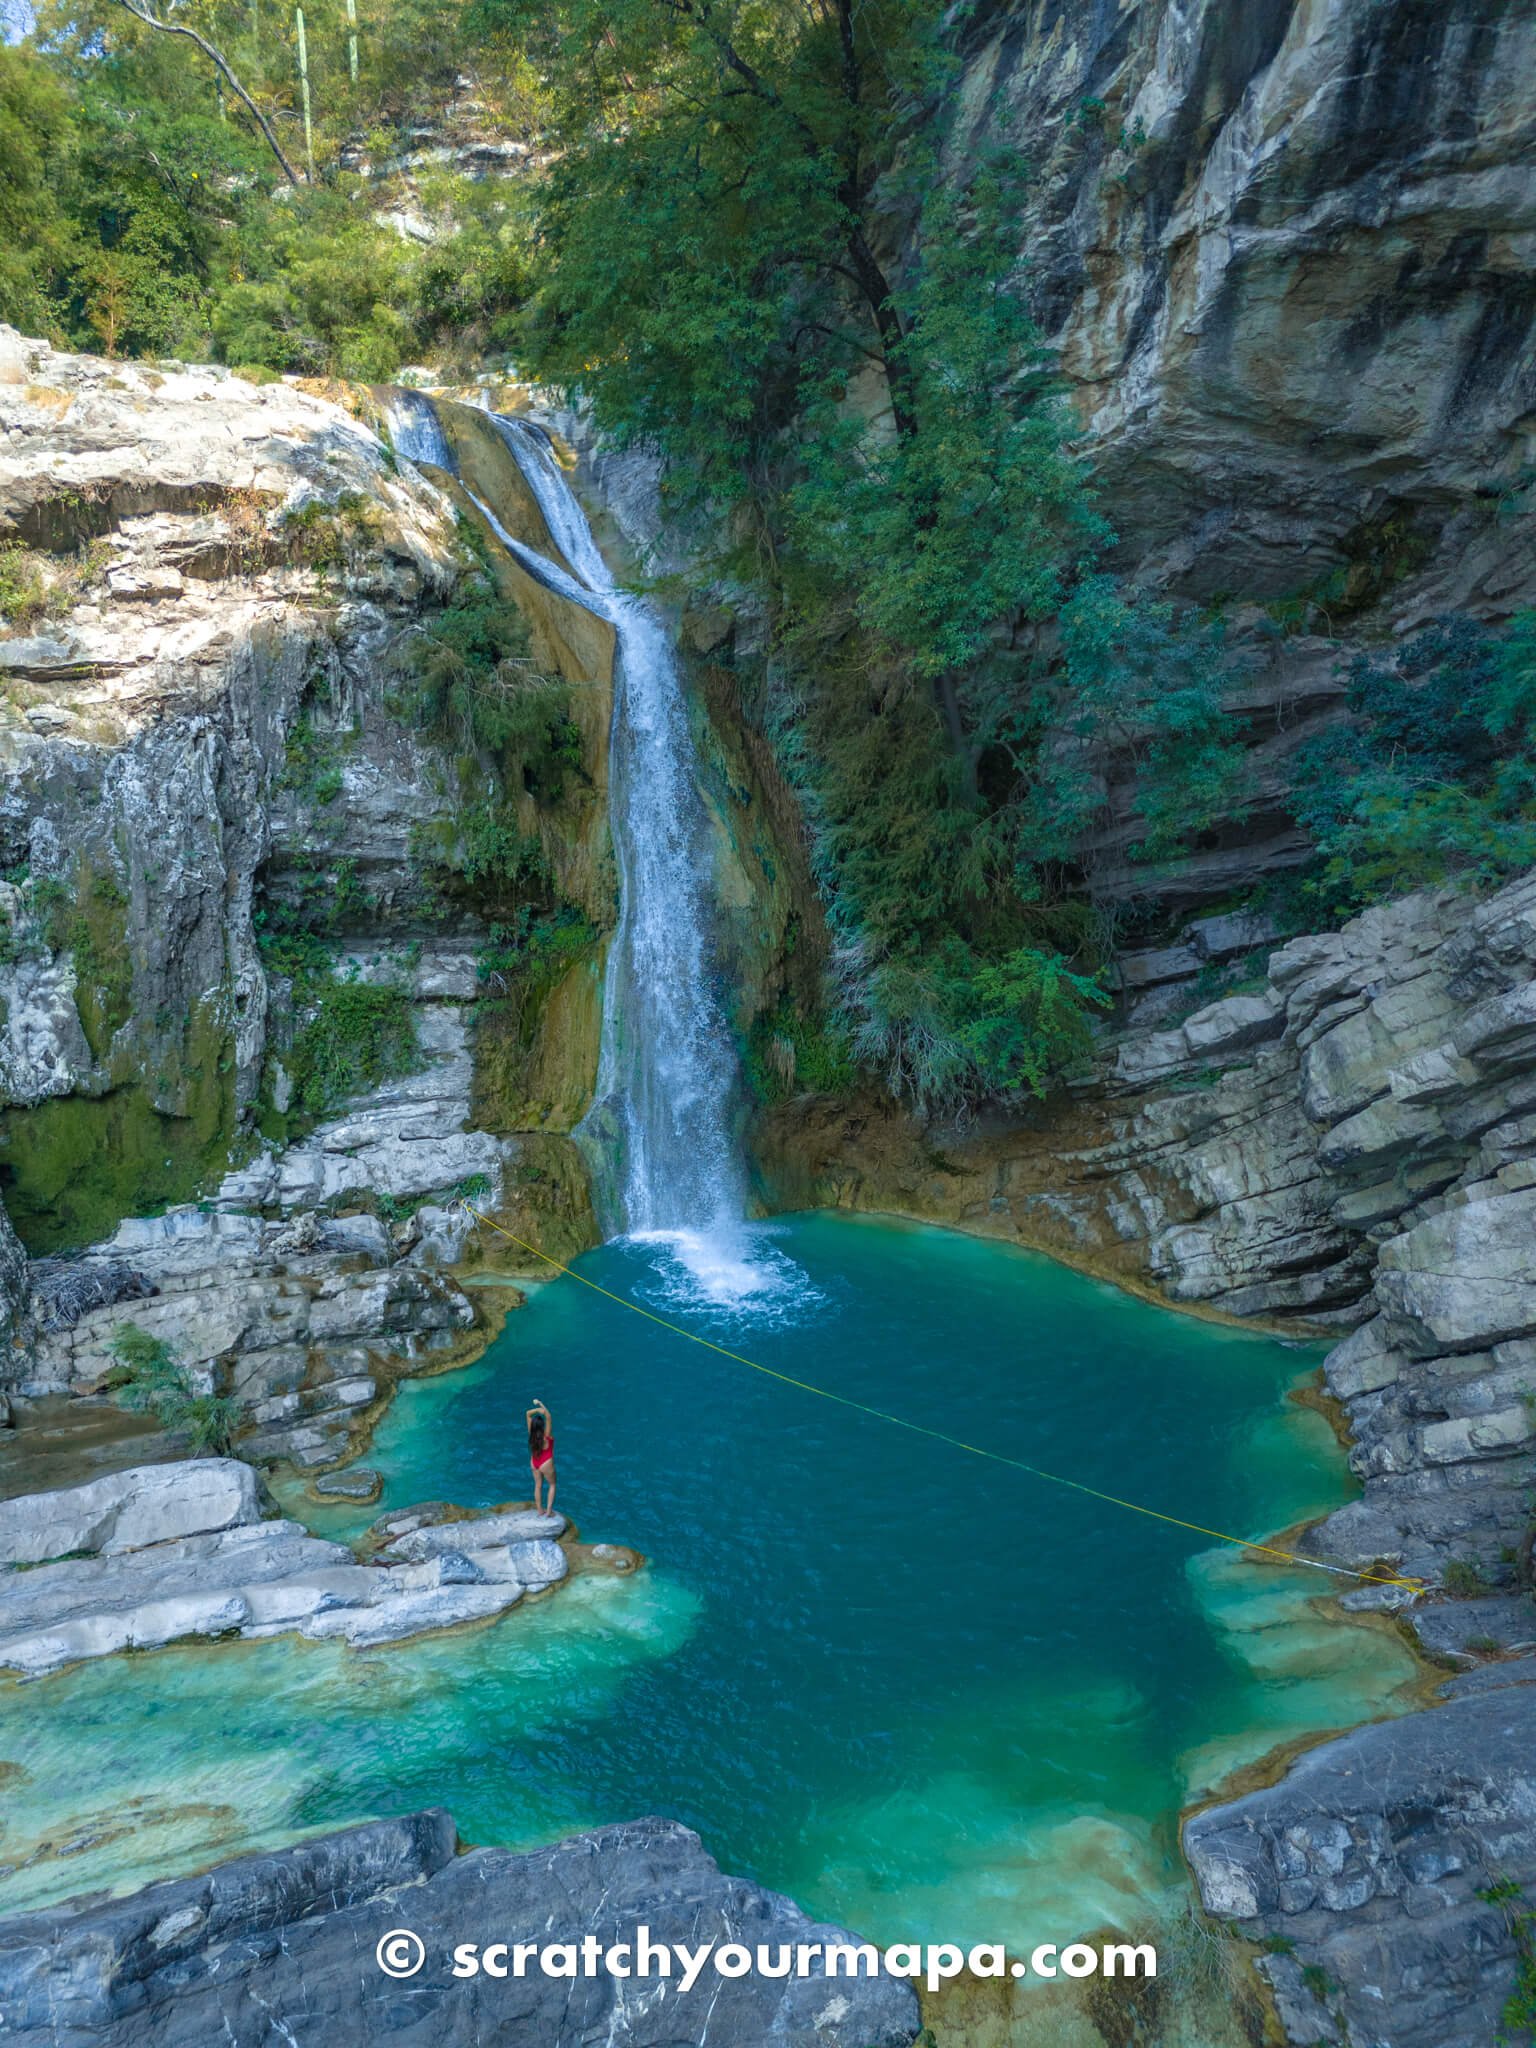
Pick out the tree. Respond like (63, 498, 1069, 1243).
(0, 46, 80, 336)
(496, 0, 1252, 1109)
(102, 0, 304, 183)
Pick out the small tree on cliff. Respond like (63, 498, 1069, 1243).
(488, 0, 1098, 681)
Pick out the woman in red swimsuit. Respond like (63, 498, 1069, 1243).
(526, 1398, 556, 1514)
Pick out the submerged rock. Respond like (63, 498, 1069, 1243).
(0, 1810, 920, 2047)
(310, 1466, 383, 1503)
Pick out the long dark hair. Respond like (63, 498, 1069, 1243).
(528, 1411, 547, 1456)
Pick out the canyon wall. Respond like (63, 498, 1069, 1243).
(928, 0, 1536, 906)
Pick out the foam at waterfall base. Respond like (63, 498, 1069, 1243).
(624, 1224, 824, 1323)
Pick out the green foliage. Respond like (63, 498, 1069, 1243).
(0, 533, 112, 624)
(1290, 612, 1536, 919)
(745, 1000, 860, 1104)
(106, 1321, 240, 1454)
(1052, 577, 1252, 865)
(476, 903, 596, 992)
(283, 718, 350, 805)
(0, 543, 53, 626)
(105, 1320, 184, 1409)
(504, 0, 1250, 1107)
(392, 568, 583, 801)
(1442, 1557, 1491, 1597)
(281, 492, 383, 570)
(847, 936, 1109, 1106)
(8, 0, 540, 372)
(956, 948, 1111, 1099)
(0, 46, 81, 337)
(341, 1170, 491, 1224)
(1480, 1878, 1536, 2046)
(788, 161, 1101, 682)
(255, 858, 417, 1120)
(287, 972, 416, 1115)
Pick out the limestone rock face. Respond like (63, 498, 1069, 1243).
(0, 330, 620, 1409)
(0, 1810, 921, 2048)
(952, 0, 1536, 611)
(1185, 1681, 1536, 2048)
(0, 326, 460, 1135)
(925, 0, 1536, 908)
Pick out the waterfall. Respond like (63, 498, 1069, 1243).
(482, 417, 749, 1251)
(383, 389, 454, 471)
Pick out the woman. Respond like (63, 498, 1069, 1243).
(526, 1397, 556, 1514)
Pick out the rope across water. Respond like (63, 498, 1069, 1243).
(460, 1204, 1427, 1595)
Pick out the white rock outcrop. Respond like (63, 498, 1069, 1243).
(0, 1461, 575, 1678)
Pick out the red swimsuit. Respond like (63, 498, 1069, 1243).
(530, 1429, 554, 1474)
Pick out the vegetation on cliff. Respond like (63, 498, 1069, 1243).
(3, 0, 1534, 1118)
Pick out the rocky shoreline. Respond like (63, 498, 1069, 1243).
(0, 1455, 598, 1678)
(757, 871, 1536, 2042)
(0, 1809, 921, 2048)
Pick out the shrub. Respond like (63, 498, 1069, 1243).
(106, 1321, 240, 1455)
(1442, 1557, 1491, 1597)
(392, 570, 583, 801)
(287, 973, 417, 1117)
(1290, 611, 1536, 918)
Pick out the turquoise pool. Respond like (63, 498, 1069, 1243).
(0, 1212, 1412, 1961)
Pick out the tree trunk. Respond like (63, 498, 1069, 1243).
(105, 0, 303, 185)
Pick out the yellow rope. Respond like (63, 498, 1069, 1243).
(461, 1205, 1426, 1595)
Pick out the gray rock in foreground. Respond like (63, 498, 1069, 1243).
(0, 1810, 921, 2048)
(1184, 1681, 1536, 2048)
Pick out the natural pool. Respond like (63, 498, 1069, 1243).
(0, 1211, 1414, 1955)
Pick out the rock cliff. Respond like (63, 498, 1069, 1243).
(958, 0, 1536, 596)
(938, 0, 1536, 904)
(0, 331, 634, 1450)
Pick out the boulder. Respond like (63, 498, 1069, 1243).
(1376, 1190, 1536, 1354)
(1185, 1685, 1536, 2048)
(0, 1458, 262, 1566)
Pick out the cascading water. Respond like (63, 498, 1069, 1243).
(487, 418, 749, 1253)
(384, 389, 454, 470)
(379, 392, 792, 1305)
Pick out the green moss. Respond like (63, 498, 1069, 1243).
(470, 907, 598, 1128)
(66, 868, 133, 1060)
(0, 996, 237, 1254)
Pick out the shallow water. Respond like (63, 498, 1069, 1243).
(0, 1213, 1413, 1944)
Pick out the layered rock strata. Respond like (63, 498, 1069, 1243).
(0, 1458, 576, 1678)
(0, 1809, 921, 2048)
